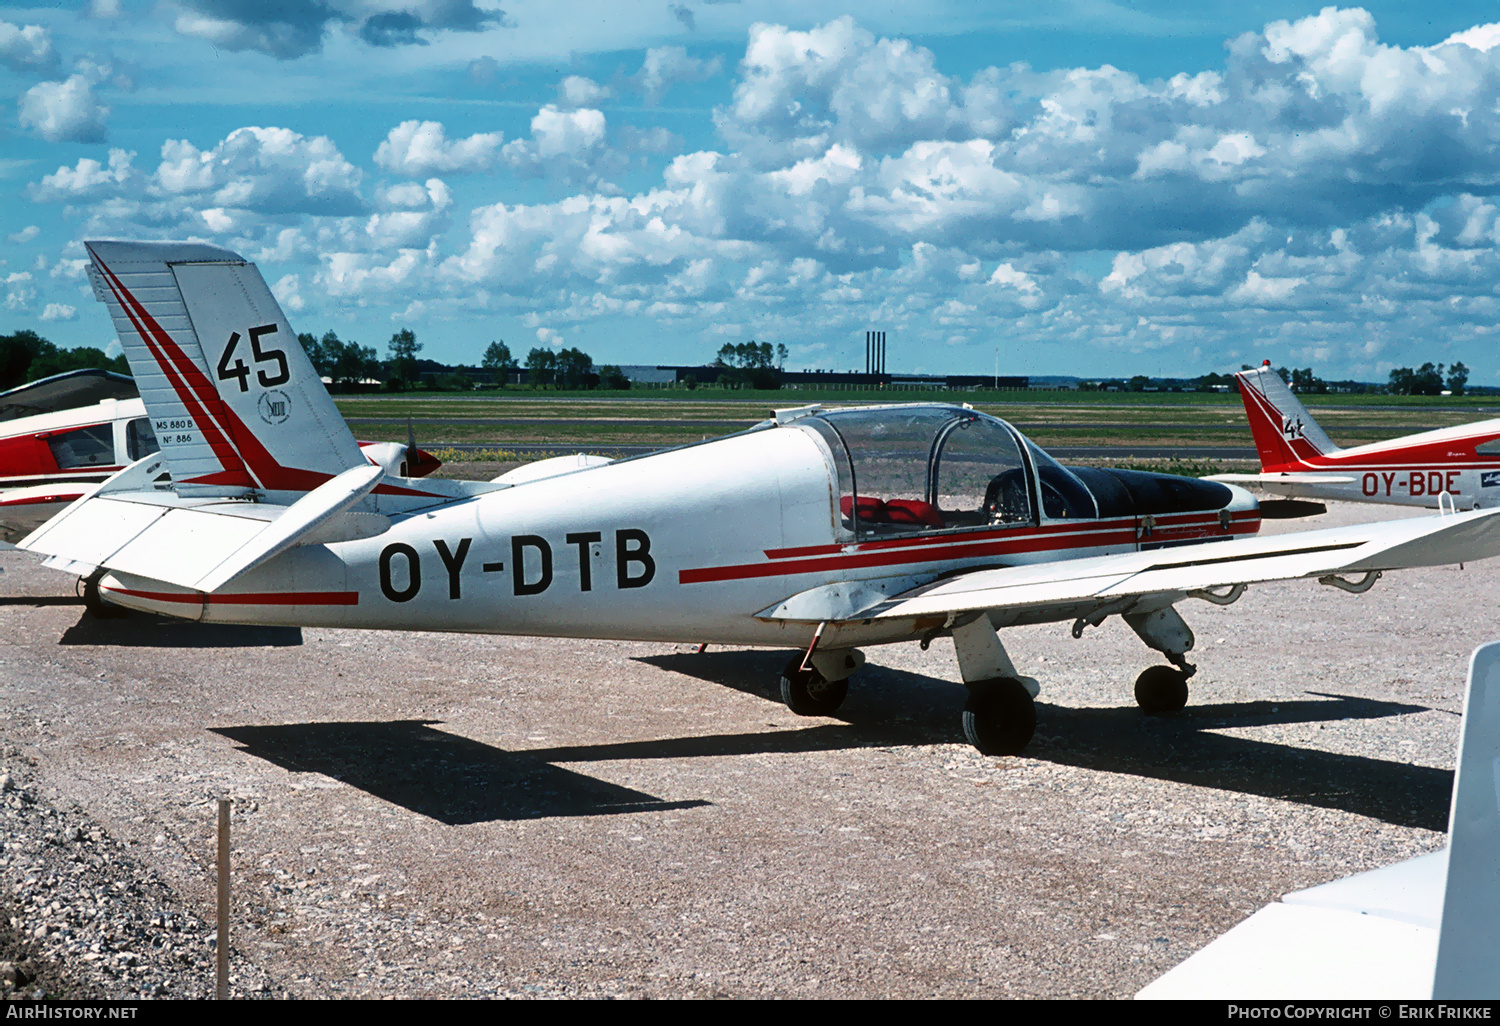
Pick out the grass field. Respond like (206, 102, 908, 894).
(336, 386, 1500, 453)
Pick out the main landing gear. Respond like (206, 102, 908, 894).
(1133, 664, 1190, 714)
(1075, 603, 1199, 716)
(961, 676, 1036, 756)
(952, 616, 1040, 756)
(774, 600, 1202, 758)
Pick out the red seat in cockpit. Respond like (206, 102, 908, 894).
(884, 498, 944, 527)
(840, 495, 887, 522)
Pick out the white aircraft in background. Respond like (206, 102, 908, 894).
(0, 366, 440, 544)
(0, 369, 151, 542)
(1211, 361, 1500, 511)
(19, 241, 1500, 756)
(1140, 641, 1500, 1000)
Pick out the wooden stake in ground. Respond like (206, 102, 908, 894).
(217, 799, 229, 1000)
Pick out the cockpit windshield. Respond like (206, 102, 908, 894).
(805, 405, 1090, 538)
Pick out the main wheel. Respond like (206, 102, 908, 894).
(1134, 665, 1189, 714)
(780, 656, 849, 716)
(961, 677, 1036, 756)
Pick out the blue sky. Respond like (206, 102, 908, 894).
(6, 2, 1500, 382)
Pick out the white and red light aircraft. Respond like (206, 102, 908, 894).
(19, 241, 1500, 756)
(1211, 362, 1500, 511)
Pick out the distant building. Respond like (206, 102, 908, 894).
(639, 365, 1029, 389)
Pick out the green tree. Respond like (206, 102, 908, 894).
(387, 328, 422, 388)
(333, 339, 379, 389)
(482, 341, 516, 385)
(1388, 363, 1446, 396)
(297, 332, 326, 378)
(0, 330, 136, 390)
(0, 330, 47, 389)
(1290, 367, 1326, 394)
(555, 347, 594, 389)
(713, 340, 781, 389)
(1448, 361, 1470, 396)
(598, 364, 630, 390)
(525, 347, 556, 388)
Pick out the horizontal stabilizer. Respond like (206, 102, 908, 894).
(19, 460, 389, 591)
(193, 462, 385, 592)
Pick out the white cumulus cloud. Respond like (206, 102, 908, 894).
(375, 120, 505, 176)
(0, 21, 56, 73)
(19, 74, 109, 143)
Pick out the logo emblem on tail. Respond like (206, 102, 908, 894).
(258, 390, 291, 425)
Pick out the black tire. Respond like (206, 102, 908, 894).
(1134, 665, 1189, 714)
(961, 677, 1036, 756)
(780, 656, 849, 716)
(79, 571, 126, 619)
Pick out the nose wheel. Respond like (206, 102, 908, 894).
(1134, 665, 1190, 714)
(961, 677, 1037, 756)
(780, 656, 849, 716)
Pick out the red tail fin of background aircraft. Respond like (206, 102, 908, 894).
(1234, 362, 1340, 471)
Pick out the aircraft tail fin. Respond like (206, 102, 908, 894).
(1234, 363, 1338, 471)
(85, 240, 365, 501)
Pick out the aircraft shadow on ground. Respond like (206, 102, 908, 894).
(640, 652, 1453, 832)
(59, 612, 303, 648)
(0, 595, 84, 606)
(212, 720, 710, 825)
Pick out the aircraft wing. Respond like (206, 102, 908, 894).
(1139, 640, 1500, 999)
(760, 507, 1500, 625)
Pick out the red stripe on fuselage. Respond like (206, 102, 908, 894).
(693, 513, 1258, 584)
(763, 510, 1258, 561)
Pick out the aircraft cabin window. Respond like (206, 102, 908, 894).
(1476, 439, 1500, 455)
(126, 417, 159, 461)
(46, 424, 114, 469)
(1025, 441, 1098, 520)
(814, 406, 1035, 537)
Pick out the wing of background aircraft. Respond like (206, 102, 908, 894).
(1138, 640, 1500, 1000)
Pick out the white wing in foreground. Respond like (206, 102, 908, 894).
(1139, 641, 1500, 1000)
